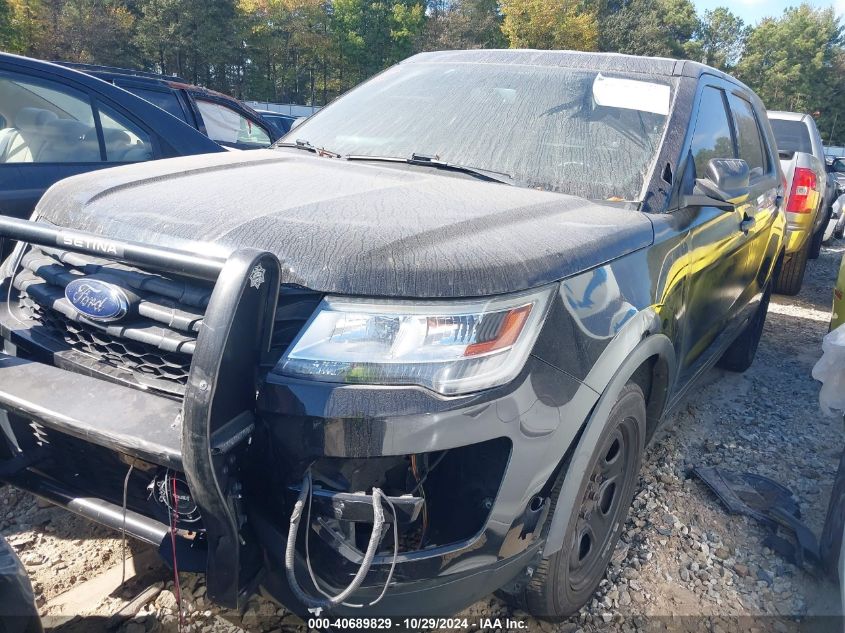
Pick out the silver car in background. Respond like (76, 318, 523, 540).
(768, 111, 835, 294)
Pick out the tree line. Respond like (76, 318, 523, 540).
(1, 0, 844, 143)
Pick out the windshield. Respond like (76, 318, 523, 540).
(285, 62, 673, 201)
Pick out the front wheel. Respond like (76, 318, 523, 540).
(524, 383, 645, 620)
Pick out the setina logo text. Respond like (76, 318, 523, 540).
(64, 278, 130, 322)
(59, 234, 121, 256)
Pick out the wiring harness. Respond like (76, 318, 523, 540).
(284, 471, 399, 613)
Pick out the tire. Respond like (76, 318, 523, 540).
(523, 383, 645, 620)
(775, 245, 809, 296)
(809, 224, 825, 259)
(810, 205, 832, 259)
(717, 281, 771, 372)
(821, 448, 845, 580)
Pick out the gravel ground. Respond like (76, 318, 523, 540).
(4, 243, 844, 633)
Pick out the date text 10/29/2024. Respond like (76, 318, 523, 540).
(307, 618, 530, 630)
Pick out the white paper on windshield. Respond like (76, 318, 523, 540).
(592, 74, 670, 116)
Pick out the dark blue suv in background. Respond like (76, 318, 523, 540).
(62, 63, 279, 150)
(0, 53, 224, 221)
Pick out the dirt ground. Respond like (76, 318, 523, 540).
(4, 242, 845, 633)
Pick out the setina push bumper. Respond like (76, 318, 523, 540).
(0, 215, 279, 608)
(0, 215, 591, 616)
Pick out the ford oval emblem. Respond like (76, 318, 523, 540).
(64, 278, 129, 322)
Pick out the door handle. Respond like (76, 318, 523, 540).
(740, 214, 756, 234)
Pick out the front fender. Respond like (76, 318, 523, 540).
(543, 328, 676, 556)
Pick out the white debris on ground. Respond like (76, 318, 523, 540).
(3, 244, 844, 633)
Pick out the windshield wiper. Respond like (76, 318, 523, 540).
(346, 153, 515, 185)
(274, 138, 341, 158)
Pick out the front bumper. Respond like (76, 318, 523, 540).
(250, 358, 594, 615)
(0, 216, 600, 617)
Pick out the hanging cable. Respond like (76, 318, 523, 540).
(168, 472, 184, 632)
(120, 463, 135, 586)
(284, 471, 399, 612)
(410, 455, 428, 548)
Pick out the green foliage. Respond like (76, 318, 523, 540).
(737, 4, 839, 109)
(0, 0, 12, 48)
(58, 0, 139, 65)
(423, 0, 505, 50)
(689, 7, 747, 71)
(332, 0, 424, 86)
(135, 0, 242, 91)
(500, 0, 598, 50)
(736, 4, 841, 140)
(599, 0, 697, 58)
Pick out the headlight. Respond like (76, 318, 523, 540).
(277, 285, 555, 395)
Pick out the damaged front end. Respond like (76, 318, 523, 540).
(0, 216, 586, 616)
(0, 216, 282, 608)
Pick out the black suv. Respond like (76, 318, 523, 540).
(61, 63, 279, 150)
(0, 51, 785, 619)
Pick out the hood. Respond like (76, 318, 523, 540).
(35, 150, 654, 298)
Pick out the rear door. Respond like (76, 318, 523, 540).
(0, 68, 105, 219)
(0, 66, 163, 220)
(725, 91, 781, 311)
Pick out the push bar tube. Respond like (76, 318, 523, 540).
(6, 470, 170, 546)
(0, 216, 226, 281)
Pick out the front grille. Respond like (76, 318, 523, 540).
(21, 295, 193, 387)
(10, 245, 322, 397)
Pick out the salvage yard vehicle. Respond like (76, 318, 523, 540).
(256, 109, 300, 136)
(768, 111, 834, 294)
(0, 53, 224, 221)
(0, 50, 785, 619)
(60, 62, 279, 150)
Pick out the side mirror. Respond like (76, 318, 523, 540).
(683, 158, 750, 210)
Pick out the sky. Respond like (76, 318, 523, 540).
(693, 0, 844, 25)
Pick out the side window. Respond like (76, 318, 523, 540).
(689, 87, 735, 179)
(125, 87, 189, 123)
(0, 71, 100, 164)
(728, 94, 767, 177)
(97, 103, 154, 163)
(195, 99, 271, 148)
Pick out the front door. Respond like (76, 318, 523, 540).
(677, 84, 753, 384)
(0, 67, 157, 221)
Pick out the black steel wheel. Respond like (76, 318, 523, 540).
(524, 383, 645, 619)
